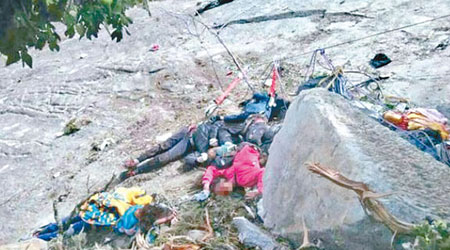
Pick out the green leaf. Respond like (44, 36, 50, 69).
(65, 25, 75, 38)
(63, 12, 76, 26)
(36, 38, 46, 49)
(21, 51, 33, 68)
(49, 40, 60, 51)
(1, 0, 142, 67)
(75, 24, 86, 37)
(111, 29, 122, 42)
(6, 52, 21, 66)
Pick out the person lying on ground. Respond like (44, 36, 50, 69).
(223, 92, 290, 123)
(182, 118, 244, 171)
(33, 187, 176, 241)
(193, 143, 268, 202)
(211, 118, 246, 145)
(183, 115, 280, 171)
(241, 114, 282, 153)
(183, 141, 238, 171)
(120, 120, 221, 181)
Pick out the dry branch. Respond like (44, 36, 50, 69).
(298, 216, 314, 249)
(306, 162, 415, 234)
(201, 207, 214, 241)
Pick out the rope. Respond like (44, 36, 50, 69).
(297, 49, 447, 162)
(263, 13, 450, 65)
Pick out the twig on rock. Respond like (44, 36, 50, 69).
(299, 216, 314, 249)
(201, 207, 214, 241)
(306, 162, 415, 234)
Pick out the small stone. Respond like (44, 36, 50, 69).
(187, 230, 207, 241)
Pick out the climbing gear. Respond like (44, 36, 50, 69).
(268, 64, 277, 107)
(305, 49, 352, 99)
(205, 75, 242, 117)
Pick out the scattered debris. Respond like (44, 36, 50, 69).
(63, 118, 81, 135)
(186, 230, 207, 241)
(195, 0, 234, 15)
(57, 117, 92, 137)
(150, 44, 160, 52)
(163, 243, 200, 250)
(434, 37, 449, 51)
(232, 217, 284, 250)
(369, 53, 391, 68)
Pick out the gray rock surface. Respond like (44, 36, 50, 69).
(263, 89, 450, 249)
(232, 217, 284, 250)
(0, 238, 47, 250)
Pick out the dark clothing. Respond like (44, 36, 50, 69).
(270, 98, 290, 121)
(137, 127, 190, 162)
(192, 122, 219, 153)
(260, 124, 281, 153)
(296, 76, 327, 95)
(370, 53, 391, 69)
(35, 216, 90, 241)
(224, 92, 289, 123)
(215, 121, 245, 145)
(183, 151, 234, 171)
(243, 121, 281, 153)
(245, 122, 267, 146)
(134, 122, 221, 175)
(224, 93, 271, 123)
(182, 152, 201, 171)
(136, 134, 193, 174)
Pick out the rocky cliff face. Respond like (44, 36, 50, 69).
(263, 89, 450, 249)
(0, 0, 449, 245)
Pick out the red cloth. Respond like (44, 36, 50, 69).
(202, 145, 265, 193)
(269, 66, 277, 97)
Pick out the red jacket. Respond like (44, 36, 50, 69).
(202, 145, 265, 193)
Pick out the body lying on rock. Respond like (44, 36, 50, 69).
(194, 143, 268, 202)
(33, 187, 176, 242)
(120, 113, 281, 181)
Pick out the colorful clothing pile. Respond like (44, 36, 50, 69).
(383, 108, 449, 141)
(79, 187, 152, 226)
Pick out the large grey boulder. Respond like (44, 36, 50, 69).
(262, 89, 450, 249)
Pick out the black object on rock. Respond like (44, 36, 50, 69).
(233, 217, 285, 250)
(370, 53, 391, 68)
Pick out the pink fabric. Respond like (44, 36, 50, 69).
(202, 145, 265, 193)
